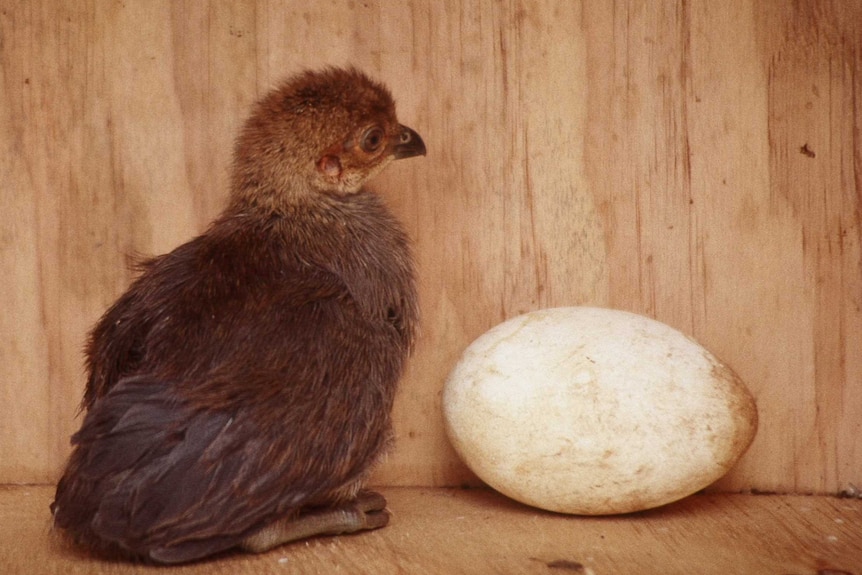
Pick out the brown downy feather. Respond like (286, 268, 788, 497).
(51, 67, 424, 563)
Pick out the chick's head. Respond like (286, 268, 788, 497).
(232, 67, 425, 204)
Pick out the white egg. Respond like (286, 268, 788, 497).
(442, 307, 758, 514)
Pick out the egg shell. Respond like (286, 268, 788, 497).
(442, 307, 758, 515)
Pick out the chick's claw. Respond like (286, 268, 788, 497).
(351, 489, 390, 529)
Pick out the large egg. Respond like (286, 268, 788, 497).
(442, 307, 758, 514)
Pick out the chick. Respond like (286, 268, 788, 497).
(51, 67, 425, 564)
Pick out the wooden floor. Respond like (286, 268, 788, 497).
(0, 485, 859, 575)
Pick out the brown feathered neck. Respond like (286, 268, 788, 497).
(217, 190, 417, 343)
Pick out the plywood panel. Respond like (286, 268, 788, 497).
(0, 0, 859, 494)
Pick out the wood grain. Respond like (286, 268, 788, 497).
(0, 1, 860, 493)
(1, 486, 860, 574)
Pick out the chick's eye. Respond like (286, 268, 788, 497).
(360, 127, 385, 153)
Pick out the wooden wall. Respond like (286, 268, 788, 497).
(1, 0, 860, 495)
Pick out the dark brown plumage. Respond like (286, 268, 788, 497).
(51, 67, 425, 564)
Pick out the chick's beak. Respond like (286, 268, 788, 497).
(392, 124, 426, 160)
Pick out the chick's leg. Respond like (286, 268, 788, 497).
(241, 491, 390, 553)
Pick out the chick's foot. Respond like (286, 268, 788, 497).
(241, 490, 390, 553)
